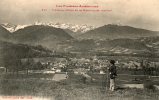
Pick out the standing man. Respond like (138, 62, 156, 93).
(109, 60, 117, 91)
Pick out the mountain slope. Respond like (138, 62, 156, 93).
(11, 25, 74, 50)
(137, 36, 159, 55)
(63, 38, 152, 55)
(0, 41, 53, 65)
(13, 25, 73, 41)
(79, 24, 159, 40)
(0, 25, 11, 40)
(99, 39, 149, 50)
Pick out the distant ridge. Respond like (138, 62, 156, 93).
(78, 24, 159, 40)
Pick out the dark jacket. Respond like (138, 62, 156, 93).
(109, 65, 117, 79)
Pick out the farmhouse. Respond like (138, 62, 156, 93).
(0, 67, 6, 73)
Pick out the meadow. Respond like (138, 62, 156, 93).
(0, 72, 159, 100)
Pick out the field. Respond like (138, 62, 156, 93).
(0, 55, 159, 100)
(0, 72, 159, 100)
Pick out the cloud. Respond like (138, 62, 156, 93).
(0, 0, 159, 30)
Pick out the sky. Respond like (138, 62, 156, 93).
(0, 0, 159, 31)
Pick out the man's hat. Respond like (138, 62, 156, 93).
(110, 60, 115, 64)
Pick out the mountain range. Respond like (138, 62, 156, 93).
(1, 22, 95, 34)
(0, 23, 159, 56)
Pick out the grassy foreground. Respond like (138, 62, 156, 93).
(0, 73, 159, 100)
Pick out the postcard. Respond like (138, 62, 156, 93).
(0, 0, 159, 100)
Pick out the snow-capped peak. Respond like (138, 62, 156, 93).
(1, 22, 96, 33)
(1, 23, 31, 33)
(33, 21, 96, 33)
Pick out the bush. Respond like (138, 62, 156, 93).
(143, 80, 155, 90)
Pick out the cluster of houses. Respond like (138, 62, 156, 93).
(0, 56, 159, 75)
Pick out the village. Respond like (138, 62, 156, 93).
(1, 55, 159, 100)
(1, 55, 159, 81)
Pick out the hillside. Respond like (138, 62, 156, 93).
(11, 25, 74, 50)
(66, 39, 96, 52)
(94, 38, 153, 55)
(0, 25, 11, 40)
(64, 29, 84, 38)
(12, 25, 73, 41)
(137, 36, 159, 56)
(78, 24, 159, 40)
(0, 41, 52, 61)
(99, 39, 149, 50)
(60, 37, 158, 57)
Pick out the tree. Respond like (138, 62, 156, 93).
(25, 58, 34, 75)
(35, 61, 43, 70)
(3, 54, 22, 75)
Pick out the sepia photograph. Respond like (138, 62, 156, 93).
(0, 0, 159, 100)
